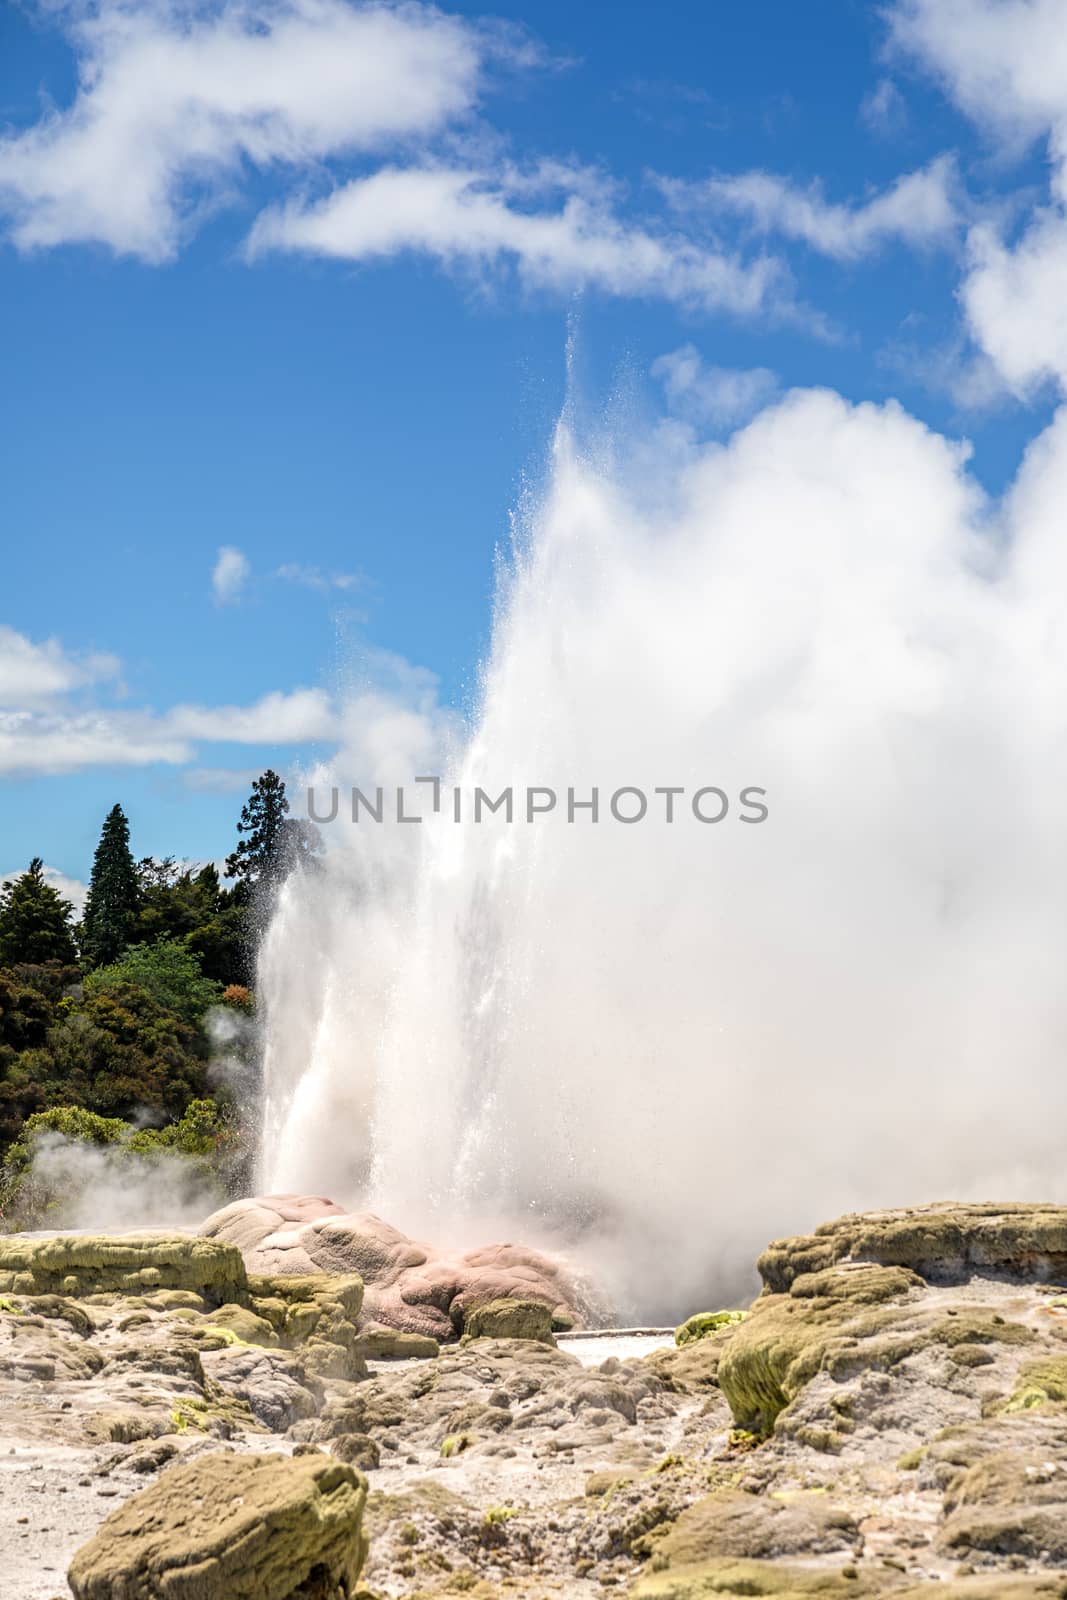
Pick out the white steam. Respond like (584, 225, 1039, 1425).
(21, 1132, 223, 1232)
(258, 385, 1067, 1321)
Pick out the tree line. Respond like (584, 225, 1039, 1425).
(0, 771, 320, 1225)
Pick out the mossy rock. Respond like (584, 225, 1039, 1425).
(205, 1303, 280, 1348)
(67, 1451, 368, 1599)
(460, 1297, 554, 1343)
(331, 1431, 381, 1470)
(23, 1294, 94, 1335)
(758, 1203, 1067, 1294)
(245, 1271, 366, 1375)
(0, 1233, 246, 1306)
(650, 1488, 859, 1568)
(938, 1442, 1067, 1561)
(352, 1323, 439, 1361)
(1001, 1355, 1067, 1412)
(630, 1555, 885, 1595)
(675, 1310, 748, 1347)
(247, 1272, 364, 1319)
(717, 1263, 921, 1434)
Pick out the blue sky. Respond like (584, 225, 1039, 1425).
(1, 0, 1064, 896)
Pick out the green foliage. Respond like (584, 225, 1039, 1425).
(0, 782, 277, 1219)
(0, 1098, 236, 1227)
(133, 858, 219, 944)
(8, 1097, 227, 1166)
(84, 938, 222, 1027)
(0, 859, 77, 966)
(19, 1105, 129, 1146)
(185, 896, 253, 985)
(81, 804, 139, 968)
(225, 769, 321, 894)
(0, 974, 211, 1153)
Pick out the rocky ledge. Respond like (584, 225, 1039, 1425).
(4, 1200, 1067, 1598)
(198, 1194, 594, 1339)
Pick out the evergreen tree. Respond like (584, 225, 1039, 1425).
(225, 770, 321, 893)
(0, 859, 77, 966)
(81, 804, 139, 968)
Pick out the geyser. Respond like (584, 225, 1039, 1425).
(258, 387, 1067, 1322)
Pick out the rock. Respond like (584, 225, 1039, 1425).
(758, 1202, 1067, 1293)
(201, 1195, 589, 1340)
(630, 1558, 1067, 1596)
(330, 1431, 381, 1470)
(246, 1273, 366, 1378)
(716, 1262, 927, 1434)
(202, 1347, 324, 1431)
(67, 1451, 368, 1600)
(204, 1303, 279, 1348)
(675, 1309, 748, 1347)
(351, 1322, 439, 1361)
(652, 1486, 859, 1563)
(461, 1297, 554, 1343)
(0, 1233, 247, 1304)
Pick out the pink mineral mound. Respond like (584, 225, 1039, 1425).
(199, 1194, 595, 1340)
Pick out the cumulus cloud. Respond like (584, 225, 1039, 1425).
(890, 0, 1067, 395)
(665, 156, 961, 261)
(0, 0, 975, 334)
(0, 688, 341, 776)
(0, 620, 453, 781)
(0, 708, 192, 775)
(0, 624, 120, 708)
(167, 688, 339, 743)
(0, 0, 488, 260)
(211, 545, 251, 604)
(246, 163, 788, 315)
(888, 0, 1067, 150)
(651, 344, 779, 430)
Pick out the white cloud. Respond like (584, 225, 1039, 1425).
(0, 689, 340, 776)
(212, 544, 250, 604)
(888, 0, 1067, 151)
(0, 863, 88, 914)
(889, 0, 1067, 395)
(0, 0, 488, 260)
(276, 563, 362, 591)
(651, 345, 778, 430)
(167, 688, 339, 743)
(0, 624, 120, 708)
(860, 78, 907, 136)
(0, 0, 959, 335)
(666, 156, 960, 262)
(0, 709, 193, 776)
(246, 163, 789, 315)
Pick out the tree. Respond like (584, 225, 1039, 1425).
(81, 804, 139, 968)
(133, 857, 220, 945)
(0, 859, 77, 966)
(83, 938, 222, 1028)
(225, 770, 321, 894)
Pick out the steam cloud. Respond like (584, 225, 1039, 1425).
(23, 1132, 223, 1232)
(257, 386, 1067, 1322)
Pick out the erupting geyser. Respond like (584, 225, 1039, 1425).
(257, 391, 1067, 1322)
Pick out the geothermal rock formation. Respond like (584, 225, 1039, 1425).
(3, 1202, 1067, 1597)
(198, 1192, 593, 1338)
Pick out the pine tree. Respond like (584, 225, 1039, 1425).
(225, 770, 321, 893)
(81, 804, 139, 968)
(0, 858, 77, 966)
